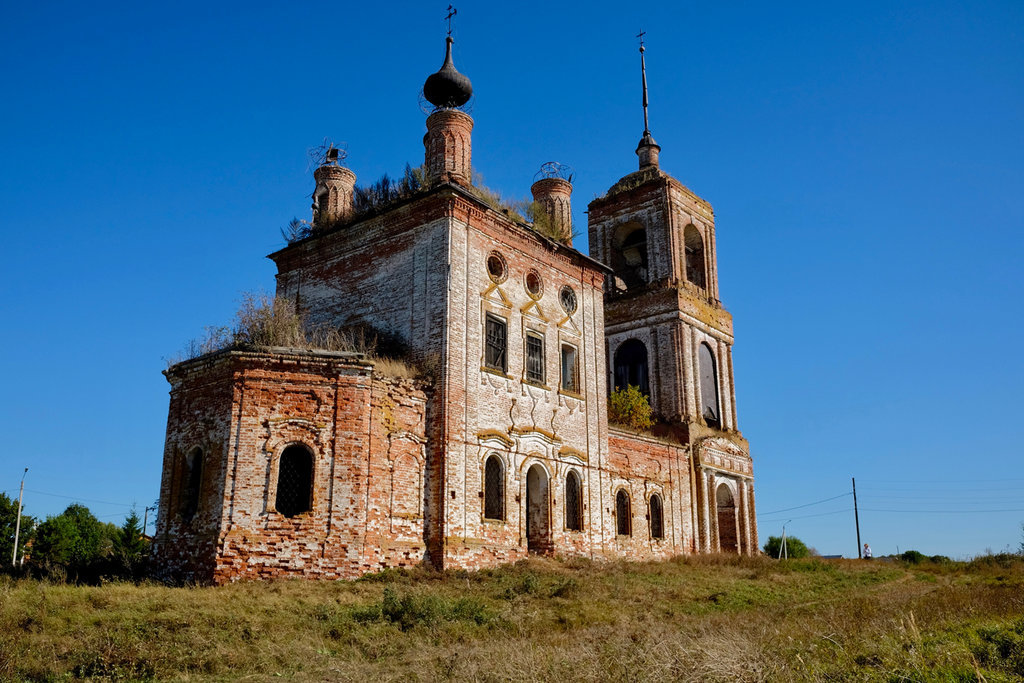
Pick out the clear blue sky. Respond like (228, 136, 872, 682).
(1, 1, 1021, 558)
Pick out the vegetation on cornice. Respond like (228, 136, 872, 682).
(608, 385, 655, 431)
(282, 165, 430, 244)
(283, 166, 578, 247)
(166, 292, 431, 380)
(596, 166, 663, 200)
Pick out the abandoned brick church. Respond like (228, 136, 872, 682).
(153, 32, 758, 583)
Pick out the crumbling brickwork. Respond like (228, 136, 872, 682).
(154, 37, 757, 582)
(154, 349, 432, 582)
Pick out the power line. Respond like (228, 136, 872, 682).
(757, 492, 851, 516)
(859, 486, 1024, 493)
(861, 507, 1024, 514)
(759, 508, 851, 522)
(22, 488, 136, 508)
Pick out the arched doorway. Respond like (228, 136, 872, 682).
(526, 464, 551, 553)
(716, 483, 739, 553)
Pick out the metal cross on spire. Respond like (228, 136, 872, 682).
(446, 5, 458, 37)
(638, 30, 651, 135)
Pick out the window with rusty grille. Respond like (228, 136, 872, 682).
(616, 489, 631, 536)
(180, 447, 202, 521)
(560, 344, 579, 393)
(484, 314, 507, 372)
(276, 445, 313, 517)
(526, 332, 545, 384)
(484, 455, 504, 520)
(649, 493, 664, 539)
(565, 470, 582, 531)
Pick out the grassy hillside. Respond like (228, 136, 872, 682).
(1, 554, 1023, 681)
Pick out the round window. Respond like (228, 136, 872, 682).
(525, 270, 543, 299)
(559, 285, 577, 315)
(487, 252, 507, 283)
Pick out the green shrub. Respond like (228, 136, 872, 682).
(762, 535, 811, 559)
(608, 385, 654, 430)
(900, 550, 928, 564)
(353, 587, 493, 631)
(971, 618, 1024, 676)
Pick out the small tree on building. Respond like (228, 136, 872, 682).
(608, 385, 654, 431)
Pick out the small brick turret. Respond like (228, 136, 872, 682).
(312, 162, 356, 227)
(530, 176, 573, 243)
(636, 132, 660, 170)
(424, 109, 473, 186)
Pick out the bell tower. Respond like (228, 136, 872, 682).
(589, 41, 731, 428)
(588, 33, 756, 554)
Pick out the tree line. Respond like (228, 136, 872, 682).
(1, 493, 148, 582)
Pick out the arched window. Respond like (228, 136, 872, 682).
(615, 489, 631, 536)
(613, 339, 649, 397)
(276, 445, 313, 517)
(611, 224, 648, 291)
(484, 455, 505, 520)
(565, 470, 582, 531)
(649, 493, 664, 539)
(180, 447, 203, 521)
(698, 343, 720, 428)
(684, 224, 706, 289)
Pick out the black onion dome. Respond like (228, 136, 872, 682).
(423, 37, 473, 108)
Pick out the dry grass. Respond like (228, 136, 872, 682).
(168, 293, 431, 380)
(1, 554, 1023, 681)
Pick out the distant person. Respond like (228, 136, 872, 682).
(863, 543, 873, 560)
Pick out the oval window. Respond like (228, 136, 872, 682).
(525, 270, 543, 299)
(487, 252, 508, 283)
(559, 285, 577, 315)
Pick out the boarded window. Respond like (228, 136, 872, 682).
(560, 344, 579, 393)
(698, 343, 720, 427)
(180, 447, 203, 521)
(615, 489, 631, 536)
(526, 332, 545, 384)
(484, 455, 504, 520)
(565, 470, 582, 531)
(684, 224, 707, 289)
(485, 314, 507, 372)
(276, 445, 313, 517)
(613, 338, 649, 397)
(649, 493, 664, 539)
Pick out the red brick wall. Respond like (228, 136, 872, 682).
(155, 349, 431, 583)
(606, 429, 695, 558)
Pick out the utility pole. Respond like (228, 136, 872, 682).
(12, 468, 27, 567)
(143, 505, 156, 537)
(780, 519, 791, 560)
(852, 476, 862, 559)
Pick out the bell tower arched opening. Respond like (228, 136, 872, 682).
(613, 339, 650, 398)
(684, 224, 706, 289)
(698, 343, 720, 428)
(610, 223, 648, 292)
